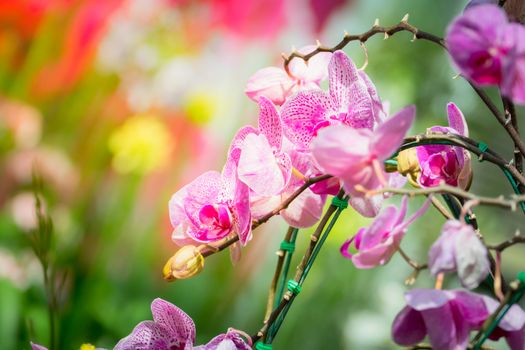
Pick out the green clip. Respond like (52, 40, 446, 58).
(280, 241, 295, 254)
(255, 342, 273, 350)
(331, 196, 348, 209)
(517, 271, 525, 285)
(287, 280, 302, 295)
(477, 142, 489, 162)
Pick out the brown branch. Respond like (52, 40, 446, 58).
(469, 83, 525, 157)
(364, 184, 525, 211)
(282, 15, 444, 77)
(502, 96, 524, 192)
(201, 174, 332, 258)
(487, 234, 525, 252)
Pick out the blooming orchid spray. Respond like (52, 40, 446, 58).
(29, 3, 525, 350)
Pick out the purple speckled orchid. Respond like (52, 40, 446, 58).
(340, 196, 430, 268)
(446, 4, 525, 104)
(415, 103, 472, 189)
(236, 96, 292, 196)
(429, 219, 490, 289)
(245, 46, 332, 106)
(392, 289, 525, 350)
(169, 152, 251, 246)
(280, 50, 384, 150)
(311, 105, 415, 199)
(115, 298, 251, 350)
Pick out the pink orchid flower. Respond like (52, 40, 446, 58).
(169, 155, 251, 246)
(392, 289, 525, 350)
(417, 102, 472, 188)
(249, 147, 328, 228)
(340, 196, 430, 268)
(280, 50, 384, 150)
(311, 105, 415, 198)
(115, 298, 251, 350)
(236, 96, 292, 196)
(245, 46, 332, 106)
(429, 219, 490, 289)
(446, 4, 525, 104)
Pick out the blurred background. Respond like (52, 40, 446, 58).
(1, 0, 524, 349)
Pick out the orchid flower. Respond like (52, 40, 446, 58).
(236, 96, 292, 196)
(428, 219, 490, 289)
(115, 298, 251, 350)
(446, 4, 525, 104)
(311, 105, 415, 198)
(169, 153, 251, 246)
(340, 196, 430, 268)
(245, 46, 332, 105)
(249, 147, 328, 228)
(398, 102, 472, 189)
(392, 289, 525, 350)
(280, 50, 384, 150)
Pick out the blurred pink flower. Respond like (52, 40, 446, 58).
(210, 0, 286, 40)
(245, 46, 332, 106)
(115, 298, 250, 350)
(169, 156, 251, 246)
(311, 105, 415, 198)
(236, 97, 292, 196)
(446, 4, 525, 104)
(340, 196, 429, 268)
(0, 97, 42, 149)
(281, 50, 384, 150)
(428, 219, 489, 289)
(392, 289, 525, 350)
(416, 102, 472, 189)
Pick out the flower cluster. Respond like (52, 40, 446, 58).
(29, 3, 525, 349)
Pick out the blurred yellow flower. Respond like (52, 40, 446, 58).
(108, 115, 172, 175)
(184, 92, 217, 125)
(79, 344, 95, 350)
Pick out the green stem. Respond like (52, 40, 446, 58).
(274, 229, 299, 309)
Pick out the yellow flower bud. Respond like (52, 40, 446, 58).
(396, 148, 421, 188)
(80, 344, 95, 350)
(163, 245, 204, 281)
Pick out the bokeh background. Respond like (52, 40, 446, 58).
(1, 0, 524, 349)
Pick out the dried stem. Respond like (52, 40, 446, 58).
(487, 234, 525, 251)
(364, 184, 525, 211)
(502, 96, 524, 191)
(282, 15, 444, 77)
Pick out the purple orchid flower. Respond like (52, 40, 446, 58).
(392, 289, 525, 350)
(280, 50, 384, 150)
(429, 219, 490, 289)
(169, 152, 251, 246)
(236, 96, 292, 196)
(311, 105, 415, 199)
(446, 4, 525, 104)
(340, 196, 430, 268)
(416, 102, 472, 189)
(245, 46, 332, 106)
(115, 299, 251, 350)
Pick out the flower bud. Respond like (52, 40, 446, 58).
(163, 245, 204, 281)
(396, 148, 420, 187)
